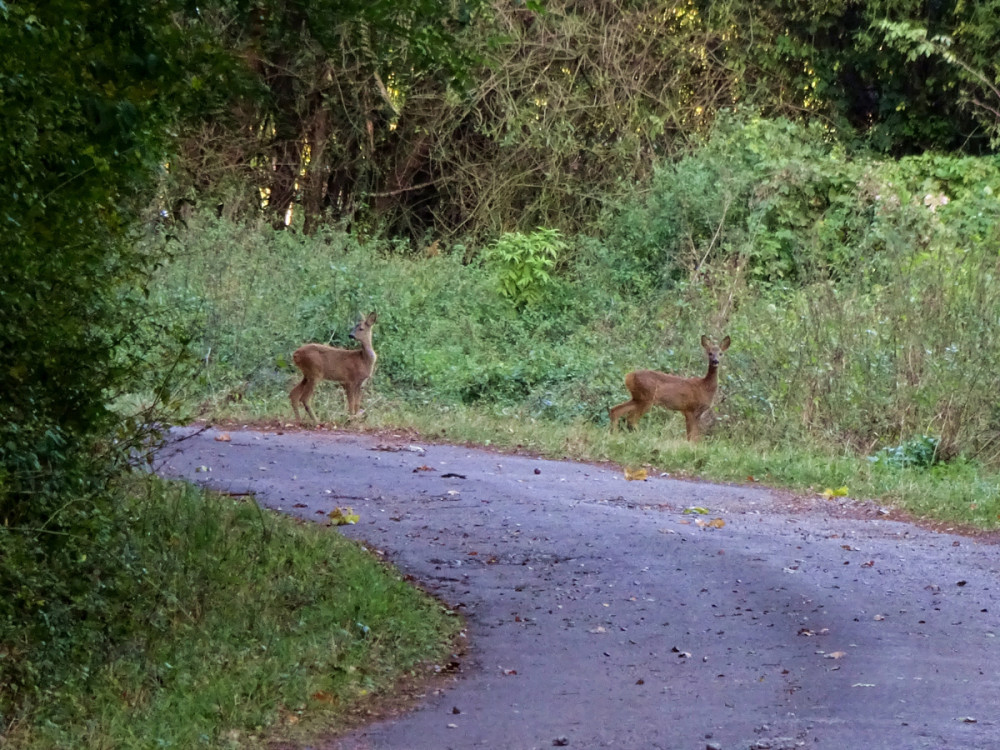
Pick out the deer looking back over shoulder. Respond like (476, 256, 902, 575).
(609, 334, 731, 441)
(290, 312, 378, 424)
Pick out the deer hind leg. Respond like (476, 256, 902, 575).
(290, 379, 305, 422)
(291, 376, 319, 424)
(609, 400, 637, 432)
(627, 402, 651, 430)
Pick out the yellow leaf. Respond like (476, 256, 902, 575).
(214, 433, 231, 442)
(821, 486, 849, 499)
(684, 506, 710, 515)
(624, 467, 648, 481)
(329, 507, 360, 525)
(694, 517, 725, 530)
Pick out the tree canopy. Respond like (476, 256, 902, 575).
(159, 0, 1000, 241)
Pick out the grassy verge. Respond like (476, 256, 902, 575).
(208, 391, 1000, 531)
(3, 477, 462, 750)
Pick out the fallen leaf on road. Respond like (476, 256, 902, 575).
(798, 627, 829, 636)
(413, 465, 435, 472)
(821, 486, 849, 498)
(825, 651, 847, 659)
(684, 506, 710, 515)
(329, 507, 360, 525)
(214, 433, 231, 442)
(625, 468, 648, 481)
(695, 517, 724, 530)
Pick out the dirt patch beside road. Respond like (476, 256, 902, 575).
(161, 426, 1000, 750)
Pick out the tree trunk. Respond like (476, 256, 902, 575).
(302, 96, 332, 235)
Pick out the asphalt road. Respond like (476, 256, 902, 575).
(159, 426, 1000, 750)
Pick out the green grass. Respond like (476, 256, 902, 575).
(4, 478, 462, 750)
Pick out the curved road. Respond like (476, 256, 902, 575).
(160, 426, 1000, 750)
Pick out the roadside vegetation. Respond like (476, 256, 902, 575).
(3, 478, 461, 750)
(4, 0, 1000, 748)
(152, 118, 1000, 529)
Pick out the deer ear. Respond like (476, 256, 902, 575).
(720, 335, 731, 351)
(700, 334, 710, 349)
(367, 311, 378, 324)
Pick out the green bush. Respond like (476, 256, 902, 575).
(485, 228, 567, 309)
(870, 435, 942, 469)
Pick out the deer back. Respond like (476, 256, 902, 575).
(293, 311, 378, 385)
(293, 343, 369, 383)
(627, 369, 716, 412)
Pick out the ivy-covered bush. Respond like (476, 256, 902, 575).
(0, 0, 220, 720)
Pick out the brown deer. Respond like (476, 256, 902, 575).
(289, 311, 378, 424)
(609, 334, 731, 441)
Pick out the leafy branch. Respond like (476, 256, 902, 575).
(876, 20, 1000, 146)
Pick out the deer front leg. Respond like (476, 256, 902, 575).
(344, 383, 363, 417)
(683, 410, 701, 442)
